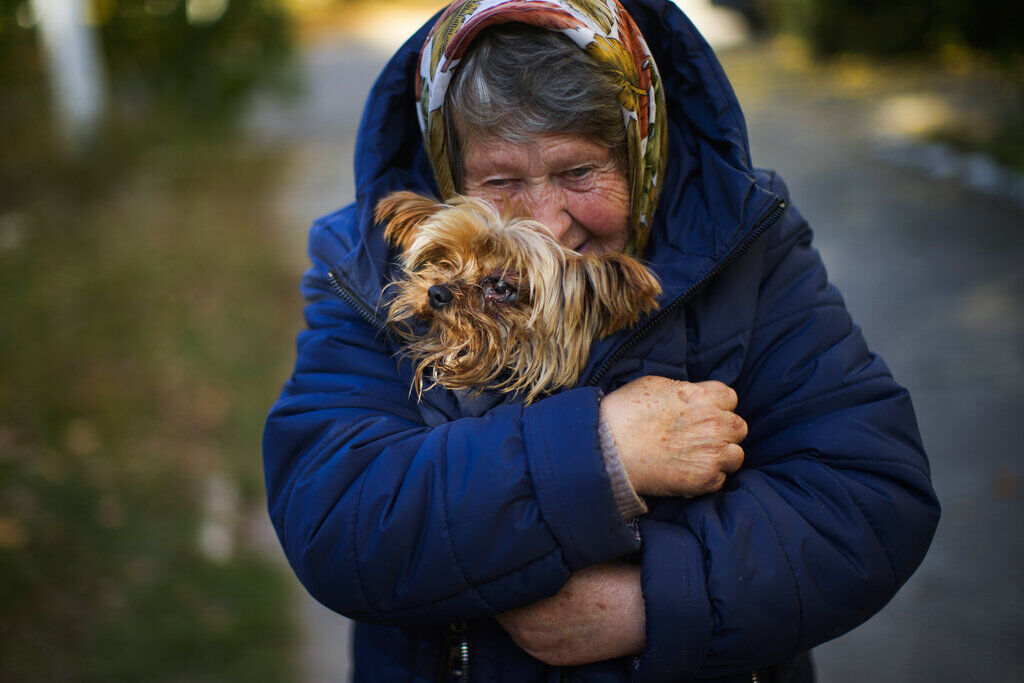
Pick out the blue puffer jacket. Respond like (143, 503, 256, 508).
(262, 1, 940, 680)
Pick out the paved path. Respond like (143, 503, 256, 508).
(249, 8, 1024, 681)
(724, 47, 1024, 681)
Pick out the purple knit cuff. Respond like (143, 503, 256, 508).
(597, 412, 648, 519)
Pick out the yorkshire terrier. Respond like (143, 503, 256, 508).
(377, 191, 661, 404)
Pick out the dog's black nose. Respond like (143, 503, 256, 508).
(428, 284, 454, 310)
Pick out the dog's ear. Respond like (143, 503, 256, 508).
(376, 191, 442, 252)
(574, 253, 661, 336)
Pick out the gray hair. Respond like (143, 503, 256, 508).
(444, 24, 628, 191)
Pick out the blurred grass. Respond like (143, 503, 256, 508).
(0, 79, 301, 680)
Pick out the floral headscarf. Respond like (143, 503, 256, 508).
(416, 0, 668, 255)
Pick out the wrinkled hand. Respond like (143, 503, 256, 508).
(496, 562, 644, 666)
(601, 376, 747, 497)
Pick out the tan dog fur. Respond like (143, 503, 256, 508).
(377, 191, 661, 404)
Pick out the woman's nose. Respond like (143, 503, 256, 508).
(524, 185, 572, 241)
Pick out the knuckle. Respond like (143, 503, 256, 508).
(706, 380, 728, 393)
(673, 379, 695, 398)
(731, 413, 749, 438)
(725, 443, 745, 470)
(706, 440, 732, 462)
(696, 380, 717, 396)
(706, 414, 729, 436)
(701, 470, 727, 492)
(703, 380, 736, 405)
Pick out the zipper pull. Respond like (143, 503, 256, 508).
(443, 621, 470, 680)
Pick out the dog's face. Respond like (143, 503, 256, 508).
(377, 191, 661, 403)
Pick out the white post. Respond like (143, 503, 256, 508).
(30, 0, 106, 154)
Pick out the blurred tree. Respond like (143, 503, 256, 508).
(0, 0, 294, 124)
(0, 0, 44, 83)
(98, 0, 294, 120)
(30, 0, 107, 153)
(781, 0, 1023, 62)
(0, 6, 300, 681)
(710, 0, 781, 35)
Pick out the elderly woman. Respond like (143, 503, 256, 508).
(263, 0, 940, 681)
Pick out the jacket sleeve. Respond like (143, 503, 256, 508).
(262, 208, 639, 627)
(634, 177, 940, 680)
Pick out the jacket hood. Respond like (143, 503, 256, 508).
(334, 0, 779, 327)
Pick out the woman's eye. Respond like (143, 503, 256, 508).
(561, 167, 595, 188)
(485, 178, 515, 189)
(561, 167, 595, 182)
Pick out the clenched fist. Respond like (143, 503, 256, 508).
(600, 376, 747, 497)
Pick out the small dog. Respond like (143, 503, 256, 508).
(377, 191, 661, 404)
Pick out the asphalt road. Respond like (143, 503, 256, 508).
(249, 21, 1024, 683)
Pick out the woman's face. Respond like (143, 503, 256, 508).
(461, 133, 630, 255)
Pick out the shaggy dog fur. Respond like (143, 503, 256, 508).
(377, 191, 661, 403)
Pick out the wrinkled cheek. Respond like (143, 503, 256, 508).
(571, 205, 629, 250)
(571, 189, 628, 234)
(465, 187, 517, 214)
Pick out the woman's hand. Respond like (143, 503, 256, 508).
(495, 561, 644, 666)
(600, 376, 747, 497)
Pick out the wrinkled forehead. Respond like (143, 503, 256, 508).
(462, 134, 619, 180)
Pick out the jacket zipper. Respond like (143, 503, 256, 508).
(439, 621, 470, 680)
(585, 198, 787, 387)
(327, 269, 388, 329)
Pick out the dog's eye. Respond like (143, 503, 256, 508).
(481, 277, 518, 303)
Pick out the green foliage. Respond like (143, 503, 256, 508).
(0, 124, 302, 679)
(0, 0, 295, 119)
(99, 0, 295, 117)
(780, 0, 1024, 61)
(0, 452, 295, 681)
(1, 2, 302, 678)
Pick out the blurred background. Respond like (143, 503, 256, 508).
(0, 0, 1021, 680)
